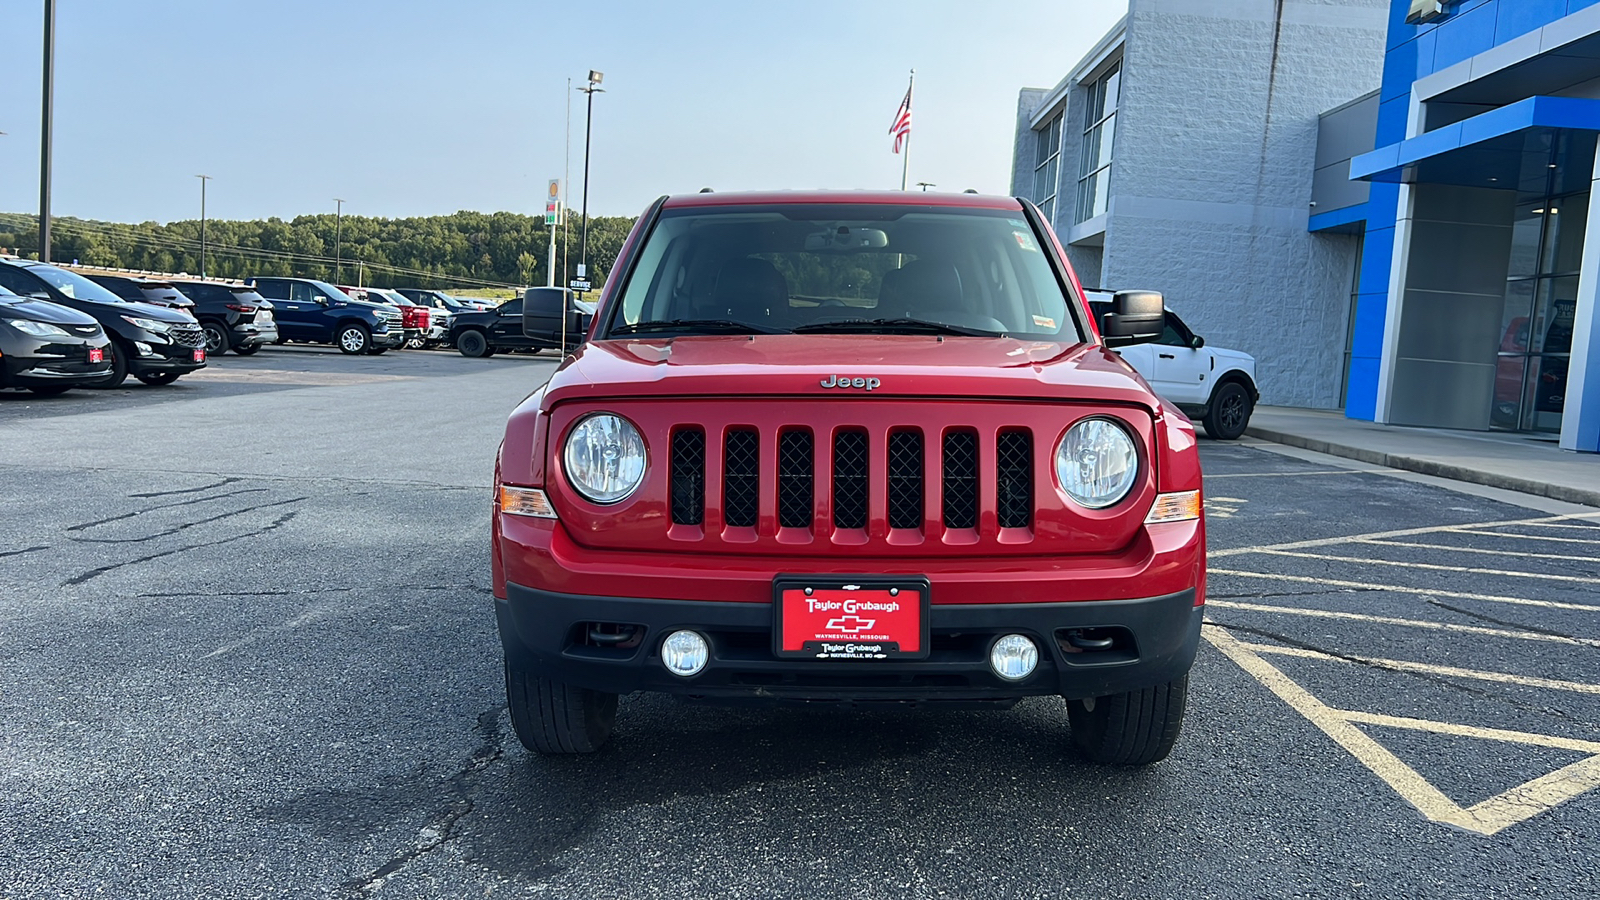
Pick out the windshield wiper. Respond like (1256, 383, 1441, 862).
(609, 319, 786, 336)
(791, 317, 999, 337)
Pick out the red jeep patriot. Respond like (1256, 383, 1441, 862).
(493, 192, 1205, 765)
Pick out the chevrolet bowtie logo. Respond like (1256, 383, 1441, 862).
(825, 615, 877, 633)
(1406, 0, 1447, 24)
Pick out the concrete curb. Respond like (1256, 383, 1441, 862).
(1243, 425, 1600, 510)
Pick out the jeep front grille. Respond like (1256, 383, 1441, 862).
(942, 430, 978, 530)
(670, 428, 705, 526)
(722, 429, 760, 528)
(831, 430, 868, 530)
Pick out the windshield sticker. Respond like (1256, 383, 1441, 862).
(1032, 315, 1057, 330)
(1012, 231, 1038, 252)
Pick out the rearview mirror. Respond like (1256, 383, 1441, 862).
(1099, 290, 1164, 348)
(805, 226, 889, 252)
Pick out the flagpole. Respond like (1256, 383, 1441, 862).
(900, 69, 914, 191)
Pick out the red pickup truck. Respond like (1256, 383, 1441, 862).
(492, 192, 1205, 765)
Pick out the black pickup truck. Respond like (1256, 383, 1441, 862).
(449, 288, 593, 357)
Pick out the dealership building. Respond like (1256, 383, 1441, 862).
(1013, 0, 1600, 453)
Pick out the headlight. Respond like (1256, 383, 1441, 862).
(1055, 418, 1139, 509)
(4, 318, 70, 338)
(563, 413, 647, 504)
(121, 315, 171, 334)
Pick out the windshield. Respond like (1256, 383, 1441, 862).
(27, 264, 129, 304)
(605, 204, 1080, 340)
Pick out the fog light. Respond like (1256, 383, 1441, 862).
(134, 341, 155, 356)
(989, 634, 1039, 681)
(661, 630, 709, 677)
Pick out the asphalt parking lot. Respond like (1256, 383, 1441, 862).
(2, 348, 1597, 899)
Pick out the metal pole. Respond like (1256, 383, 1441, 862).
(333, 198, 344, 282)
(39, 0, 55, 263)
(546, 207, 557, 288)
(197, 175, 211, 277)
(900, 70, 914, 192)
(562, 77, 571, 290)
(579, 85, 595, 277)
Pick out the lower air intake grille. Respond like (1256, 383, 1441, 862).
(670, 429, 705, 526)
(942, 431, 978, 530)
(723, 429, 760, 528)
(832, 431, 868, 530)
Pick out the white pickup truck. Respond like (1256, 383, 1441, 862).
(1088, 292, 1259, 440)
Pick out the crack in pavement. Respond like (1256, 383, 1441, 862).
(67, 487, 273, 532)
(1425, 599, 1598, 648)
(127, 477, 243, 498)
(137, 587, 359, 599)
(68, 497, 306, 544)
(0, 545, 49, 559)
(341, 707, 507, 898)
(63, 509, 301, 586)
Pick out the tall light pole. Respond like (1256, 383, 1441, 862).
(196, 175, 211, 277)
(577, 71, 604, 282)
(39, 0, 56, 263)
(333, 198, 345, 283)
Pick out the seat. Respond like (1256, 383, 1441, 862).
(877, 260, 1005, 332)
(700, 257, 789, 322)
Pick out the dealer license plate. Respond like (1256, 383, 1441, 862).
(87, 347, 103, 363)
(192, 348, 206, 363)
(773, 576, 929, 660)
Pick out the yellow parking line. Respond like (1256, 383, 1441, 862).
(1359, 539, 1600, 563)
(1205, 601, 1600, 647)
(1448, 529, 1600, 546)
(1236, 641, 1600, 695)
(1205, 626, 1600, 835)
(1210, 568, 1600, 612)
(1248, 550, 1598, 584)
(1211, 511, 1600, 558)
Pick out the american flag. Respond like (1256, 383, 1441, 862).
(889, 84, 913, 154)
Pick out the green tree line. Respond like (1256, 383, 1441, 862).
(0, 210, 638, 290)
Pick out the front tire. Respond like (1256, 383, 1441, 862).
(1068, 676, 1188, 766)
(457, 329, 490, 358)
(337, 324, 370, 355)
(201, 322, 230, 356)
(95, 340, 131, 389)
(505, 665, 617, 755)
(1202, 381, 1253, 441)
(233, 343, 261, 356)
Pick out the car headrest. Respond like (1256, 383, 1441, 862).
(879, 260, 962, 314)
(708, 257, 788, 318)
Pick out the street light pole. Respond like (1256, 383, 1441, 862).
(39, 0, 55, 263)
(197, 175, 211, 277)
(577, 71, 604, 281)
(333, 198, 345, 283)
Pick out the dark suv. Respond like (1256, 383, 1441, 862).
(0, 259, 206, 387)
(0, 285, 113, 395)
(81, 274, 197, 312)
(247, 277, 403, 354)
(167, 280, 279, 356)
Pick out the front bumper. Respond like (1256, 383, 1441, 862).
(375, 329, 406, 349)
(1, 353, 113, 387)
(497, 583, 1201, 703)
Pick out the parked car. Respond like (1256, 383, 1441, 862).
(0, 259, 206, 387)
(398, 288, 482, 315)
(79, 273, 197, 312)
(343, 287, 437, 348)
(246, 277, 404, 354)
(0, 285, 113, 395)
(450, 287, 589, 357)
(1088, 292, 1258, 440)
(167, 280, 279, 356)
(491, 191, 1203, 766)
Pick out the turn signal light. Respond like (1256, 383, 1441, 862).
(498, 485, 558, 519)
(1145, 490, 1202, 524)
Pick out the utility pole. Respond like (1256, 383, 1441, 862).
(197, 175, 211, 277)
(38, 0, 56, 263)
(562, 77, 571, 290)
(578, 71, 604, 282)
(333, 198, 345, 283)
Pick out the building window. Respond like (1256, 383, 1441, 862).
(1033, 114, 1063, 222)
(1077, 62, 1120, 224)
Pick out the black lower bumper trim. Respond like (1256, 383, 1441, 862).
(497, 583, 1202, 702)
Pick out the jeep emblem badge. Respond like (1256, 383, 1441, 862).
(820, 374, 881, 391)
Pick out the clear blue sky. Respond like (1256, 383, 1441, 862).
(0, 0, 1126, 224)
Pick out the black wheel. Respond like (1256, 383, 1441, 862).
(136, 371, 181, 386)
(1068, 676, 1188, 766)
(233, 343, 261, 356)
(457, 329, 490, 358)
(95, 340, 131, 389)
(505, 665, 617, 754)
(1202, 381, 1253, 441)
(337, 324, 370, 355)
(201, 321, 230, 356)
(27, 385, 72, 396)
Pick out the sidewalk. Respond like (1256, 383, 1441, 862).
(1243, 406, 1600, 509)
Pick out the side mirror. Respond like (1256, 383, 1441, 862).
(1190, 334, 1205, 350)
(1099, 290, 1165, 348)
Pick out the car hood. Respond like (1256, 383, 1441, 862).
(537, 334, 1161, 410)
(1209, 345, 1255, 366)
(0, 296, 100, 326)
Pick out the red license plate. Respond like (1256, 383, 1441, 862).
(88, 347, 104, 363)
(193, 348, 206, 363)
(774, 577, 929, 660)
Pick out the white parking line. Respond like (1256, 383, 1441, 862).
(1359, 539, 1600, 563)
(1210, 511, 1600, 558)
(1206, 469, 1386, 478)
(1205, 602, 1600, 647)
(1246, 550, 1599, 584)
(1210, 568, 1600, 612)
(1448, 529, 1600, 546)
(1236, 641, 1600, 695)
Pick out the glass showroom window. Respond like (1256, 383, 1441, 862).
(1033, 114, 1063, 223)
(1077, 63, 1120, 224)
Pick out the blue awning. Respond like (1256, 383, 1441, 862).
(1350, 96, 1600, 188)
